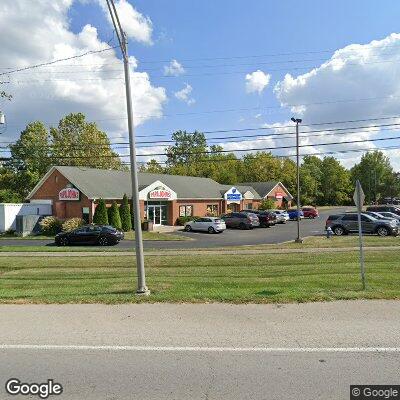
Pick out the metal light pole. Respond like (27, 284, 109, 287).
(106, 0, 149, 295)
(291, 117, 303, 244)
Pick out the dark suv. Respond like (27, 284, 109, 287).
(325, 213, 398, 237)
(366, 205, 400, 216)
(221, 212, 260, 229)
(240, 209, 277, 227)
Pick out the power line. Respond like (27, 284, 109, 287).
(0, 46, 119, 77)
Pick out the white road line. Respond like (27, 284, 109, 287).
(1, 345, 400, 353)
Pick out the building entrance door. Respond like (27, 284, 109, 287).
(147, 204, 168, 225)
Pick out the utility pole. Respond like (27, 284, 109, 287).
(291, 117, 303, 243)
(106, 0, 149, 295)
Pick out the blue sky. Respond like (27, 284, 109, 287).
(67, 0, 400, 138)
(1, 0, 400, 168)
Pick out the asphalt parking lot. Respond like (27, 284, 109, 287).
(0, 209, 348, 249)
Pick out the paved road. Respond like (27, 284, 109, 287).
(1, 301, 399, 399)
(0, 209, 346, 249)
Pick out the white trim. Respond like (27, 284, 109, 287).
(0, 344, 399, 353)
(243, 190, 254, 200)
(264, 182, 293, 200)
(139, 180, 177, 201)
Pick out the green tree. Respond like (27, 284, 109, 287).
(258, 198, 276, 210)
(139, 159, 164, 173)
(108, 201, 122, 230)
(119, 194, 132, 231)
(300, 156, 323, 205)
(319, 157, 352, 205)
(239, 152, 281, 182)
(280, 158, 297, 196)
(51, 113, 124, 170)
(93, 199, 108, 225)
(350, 151, 396, 204)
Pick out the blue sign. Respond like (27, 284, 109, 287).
(227, 193, 242, 201)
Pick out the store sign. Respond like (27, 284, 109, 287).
(224, 187, 242, 203)
(275, 192, 284, 199)
(59, 187, 79, 201)
(149, 188, 172, 200)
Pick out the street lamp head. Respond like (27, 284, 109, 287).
(0, 111, 5, 125)
(291, 117, 302, 124)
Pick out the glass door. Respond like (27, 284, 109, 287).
(147, 205, 162, 225)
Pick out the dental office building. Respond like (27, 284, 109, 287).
(27, 166, 293, 226)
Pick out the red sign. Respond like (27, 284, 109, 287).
(149, 189, 172, 199)
(275, 192, 284, 199)
(59, 188, 79, 201)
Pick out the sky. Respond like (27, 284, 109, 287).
(1, 0, 400, 170)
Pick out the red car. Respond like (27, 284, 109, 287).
(302, 207, 319, 219)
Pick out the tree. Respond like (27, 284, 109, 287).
(51, 113, 125, 170)
(108, 201, 122, 230)
(93, 199, 108, 225)
(319, 157, 352, 205)
(300, 156, 323, 205)
(119, 194, 132, 231)
(351, 151, 396, 203)
(239, 152, 281, 182)
(258, 198, 276, 210)
(139, 159, 164, 173)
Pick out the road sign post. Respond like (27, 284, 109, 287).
(353, 180, 366, 290)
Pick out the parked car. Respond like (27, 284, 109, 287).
(272, 210, 290, 224)
(362, 211, 399, 225)
(240, 209, 277, 227)
(55, 225, 124, 246)
(287, 209, 304, 220)
(302, 206, 319, 219)
(184, 217, 226, 233)
(377, 211, 400, 223)
(325, 213, 398, 237)
(366, 205, 400, 216)
(221, 212, 260, 229)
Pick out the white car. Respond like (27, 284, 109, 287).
(184, 217, 226, 233)
(273, 210, 290, 224)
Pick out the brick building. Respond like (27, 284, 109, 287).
(27, 166, 293, 226)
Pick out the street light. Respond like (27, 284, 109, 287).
(0, 111, 5, 125)
(106, 0, 149, 296)
(291, 117, 303, 244)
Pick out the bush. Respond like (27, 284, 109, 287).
(119, 194, 132, 232)
(93, 199, 108, 225)
(258, 198, 276, 211)
(61, 218, 84, 232)
(39, 216, 62, 235)
(176, 216, 200, 226)
(109, 201, 122, 230)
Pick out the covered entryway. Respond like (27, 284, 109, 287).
(146, 201, 168, 226)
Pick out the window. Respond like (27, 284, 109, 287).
(179, 205, 193, 217)
(342, 214, 358, 221)
(206, 204, 218, 216)
(246, 203, 253, 210)
(82, 207, 90, 224)
(361, 215, 372, 222)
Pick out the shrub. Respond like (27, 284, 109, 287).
(119, 194, 132, 232)
(93, 199, 108, 225)
(61, 217, 84, 232)
(176, 216, 200, 226)
(109, 201, 122, 230)
(39, 216, 62, 235)
(258, 198, 276, 211)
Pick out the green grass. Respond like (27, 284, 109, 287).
(1, 250, 399, 304)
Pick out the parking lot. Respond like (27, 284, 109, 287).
(0, 209, 348, 250)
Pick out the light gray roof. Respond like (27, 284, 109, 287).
(31, 166, 225, 199)
(238, 181, 293, 199)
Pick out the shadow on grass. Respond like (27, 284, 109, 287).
(255, 289, 282, 297)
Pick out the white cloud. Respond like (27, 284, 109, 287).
(272, 33, 400, 169)
(245, 70, 271, 94)
(0, 0, 166, 143)
(164, 59, 185, 76)
(97, 0, 153, 45)
(174, 84, 195, 105)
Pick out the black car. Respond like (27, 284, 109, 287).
(55, 225, 124, 246)
(221, 212, 260, 229)
(241, 209, 277, 227)
(366, 205, 400, 216)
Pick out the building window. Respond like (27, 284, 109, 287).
(179, 205, 193, 217)
(82, 207, 90, 223)
(55, 175, 58, 183)
(206, 205, 218, 216)
(246, 203, 253, 210)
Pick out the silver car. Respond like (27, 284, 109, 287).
(184, 217, 226, 234)
(273, 210, 290, 224)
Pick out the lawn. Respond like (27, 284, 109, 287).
(1, 250, 399, 303)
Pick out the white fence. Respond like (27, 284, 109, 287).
(0, 203, 52, 232)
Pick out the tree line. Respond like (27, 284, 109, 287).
(1, 115, 399, 206)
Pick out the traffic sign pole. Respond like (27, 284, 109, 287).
(354, 180, 366, 290)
